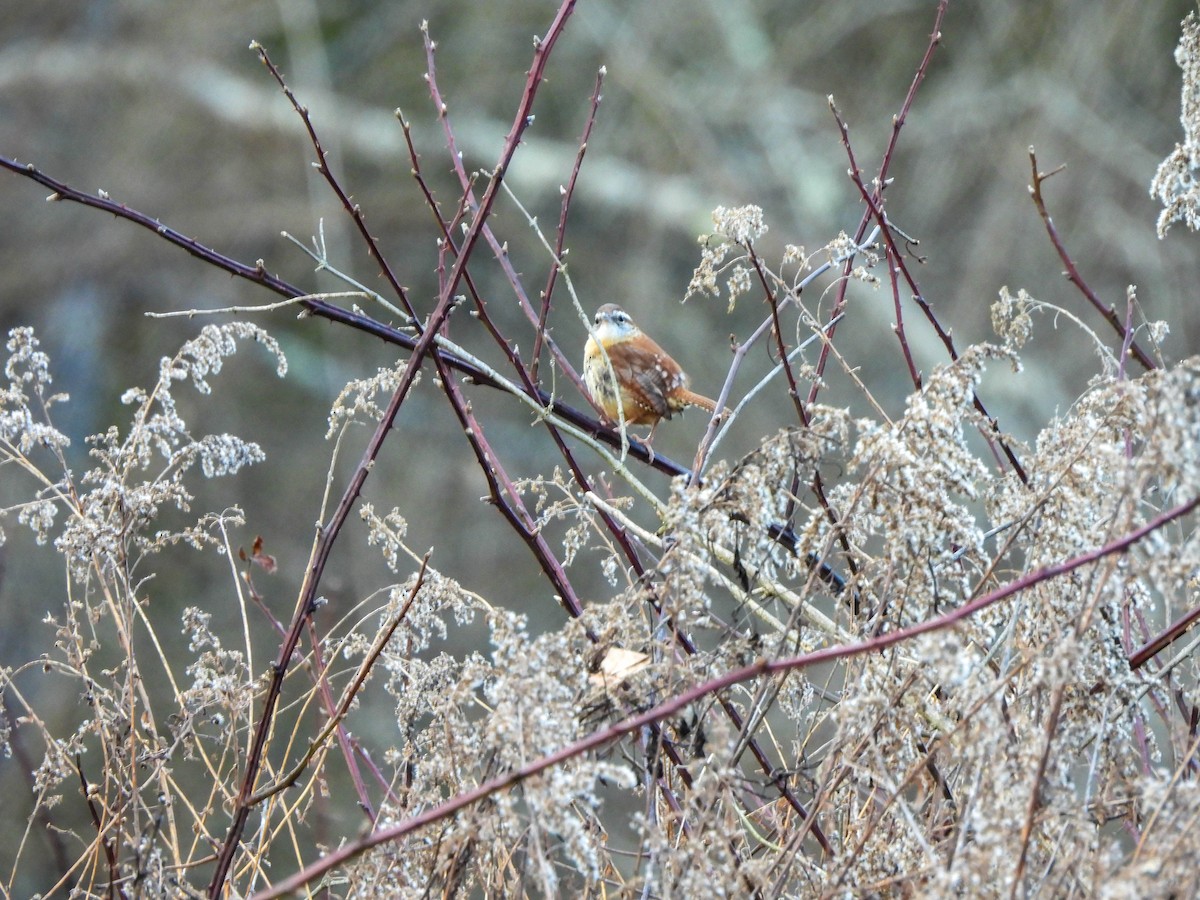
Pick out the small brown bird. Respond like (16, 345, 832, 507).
(583, 304, 717, 439)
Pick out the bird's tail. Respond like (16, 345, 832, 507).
(677, 389, 718, 414)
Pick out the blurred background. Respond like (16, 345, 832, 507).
(0, 0, 1197, 887)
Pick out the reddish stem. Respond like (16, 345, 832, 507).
(1028, 149, 1156, 372)
(531, 68, 605, 382)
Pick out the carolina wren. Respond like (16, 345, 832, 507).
(583, 304, 717, 438)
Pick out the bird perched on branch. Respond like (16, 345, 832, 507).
(583, 303, 718, 441)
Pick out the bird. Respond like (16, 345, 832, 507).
(583, 303, 718, 440)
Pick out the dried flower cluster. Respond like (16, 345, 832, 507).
(0, 323, 283, 895)
(1153, 12, 1200, 237)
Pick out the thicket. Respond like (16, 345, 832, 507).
(3, 2, 1200, 896)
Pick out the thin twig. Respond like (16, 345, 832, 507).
(826, 95, 1027, 483)
(807, 0, 948, 407)
(250, 555, 432, 803)
(1130, 599, 1200, 670)
(251, 42, 417, 322)
(691, 227, 881, 480)
(420, 22, 591, 404)
(1027, 149, 1155, 372)
(1011, 685, 1065, 897)
(886, 243, 922, 389)
(531, 66, 606, 382)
